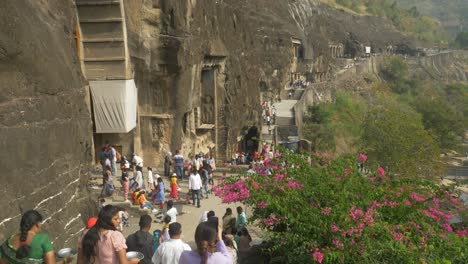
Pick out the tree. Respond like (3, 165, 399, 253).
(214, 151, 468, 263)
(454, 31, 468, 48)
(412, 97, 464, 150)
(303, 105, 335, 152)
(361, 99, 441, 179)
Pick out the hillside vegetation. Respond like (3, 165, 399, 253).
(321, 0, 449, 44)
(303, 57, 468, 179)
(395, 0, 468, 37)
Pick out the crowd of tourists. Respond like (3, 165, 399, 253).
(0, 143, 261, 264)
(0, 204, 252, 264)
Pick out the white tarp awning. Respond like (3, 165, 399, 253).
(90, 80, 137, 133)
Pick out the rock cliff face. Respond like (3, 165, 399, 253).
(122, 0, 414, 165)
(0, 0, 94, 246)
(0, 0, 417, 248)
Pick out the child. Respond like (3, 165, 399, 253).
(121, 168, 130, 203)
(118, 209, 129, 231)
(224, 237, 238, 264)
(170, 173, 179, 200)
(147, 166, 154, 191)
(98, 198, 106, 210)
(153, 177, 165, 209)
(161, 215, 171, 242)
(153, 229, 162, 253)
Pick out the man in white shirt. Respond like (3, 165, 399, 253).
(166, 200, 177, 223)
(152, 222, 191, 264)
(132, 153, 144, 171)
(188, 170, 202, 208)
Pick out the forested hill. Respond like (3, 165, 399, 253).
(395, 0, 468, 37)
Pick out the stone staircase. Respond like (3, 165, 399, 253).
(76, 0, 130, 80)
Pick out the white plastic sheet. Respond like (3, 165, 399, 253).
(90, 80, 137, 133)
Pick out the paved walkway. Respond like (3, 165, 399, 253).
(89, 168, 264, 249)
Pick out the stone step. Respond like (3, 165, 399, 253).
(82, 37, 124, 43)
(275, 116, 295, 126)
(77, 4, 122, 21)
(83, 41, 125, 58)
(83, 60, 126, 80)
(80, 22, 123, 40)
(84, 56, 125, 62)
(76, 0, 121, 6)
(80, 18, 123, 23)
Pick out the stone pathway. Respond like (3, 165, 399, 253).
(89, 168, 265, 249)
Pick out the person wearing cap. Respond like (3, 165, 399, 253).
(152, 222, 191, 264)
(126, 215, 154, 264)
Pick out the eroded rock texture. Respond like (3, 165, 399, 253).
(0, 0, 94, 246)
(122, 0, 414, 165)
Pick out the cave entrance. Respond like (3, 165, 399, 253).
(237, 126, 259, 161)
(201, 68, 216, 125)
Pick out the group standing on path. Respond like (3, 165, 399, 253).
(2, 143, 261, 264)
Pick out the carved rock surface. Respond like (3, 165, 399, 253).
(0, 0, 94, 246)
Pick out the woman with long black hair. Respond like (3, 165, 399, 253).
(77, 205, 139, 264)
(0, 210, 70, 264)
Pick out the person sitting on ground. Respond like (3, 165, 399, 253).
(137, 190, 158, 213)
(236, 206, 247, 230)
(78, 205, 139, 264)
(179, 222, 231, 264)
(131, 188, 141, 205)
(222, 208, 236, 235)
(161, 216, 171, 243)
(165, 200, 177, 224)
(126, 215, 154, 264)
(152, 177, 165, 209)
(0, 210, 71, 264)
(170, 173, 179, 200)
(152, 222, 191, 264)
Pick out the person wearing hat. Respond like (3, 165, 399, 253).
(170, 173, 179, 199)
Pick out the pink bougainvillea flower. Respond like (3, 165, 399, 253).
(357, 153, 368, 163)
(433, 197, 440, 208)
(312, 251, 323, 263)
(258, 201, 268, 209)
(377, 166, 385, 177)
(349, 206, 364, 221)
(274, 174, 285, 181)
(321, 207, 331, 216)
(286, 181, 304, 189)
(252, 181, 259, 190)
(391, 231, 405, 241)
(331, 224, 339, 232)
(405, 200, 412, 207)
(410, 193, 425, 202)
(443, 223, 453, 233)
(456, 229, 467, 238)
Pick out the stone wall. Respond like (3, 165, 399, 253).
(0, 0, 94, 246)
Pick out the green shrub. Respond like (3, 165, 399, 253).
(215, 151, 468, 263)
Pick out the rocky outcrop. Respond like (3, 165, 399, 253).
(0, 0, 94, 246)
(121, 0, 414, 165)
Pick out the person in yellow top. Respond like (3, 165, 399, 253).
(136, 190, 158, 213)
(170, 173, 179, 200)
